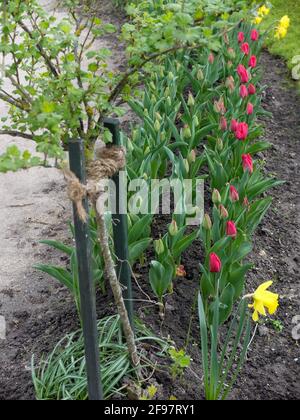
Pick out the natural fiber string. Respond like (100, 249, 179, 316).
(63, 146, 126, 222)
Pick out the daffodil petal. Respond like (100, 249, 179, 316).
(254, 300, 267, 316)
(256, 281, 273, 293)
(252, 310, 259, 322)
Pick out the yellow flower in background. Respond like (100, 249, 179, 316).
(248, 281, 279, 322)
(275, 26, 287, 39)
(258, 5, 271, 17)
(275, 15, 290, 39)
(252, 16, 263, 25)
(280, 15, 290, 29)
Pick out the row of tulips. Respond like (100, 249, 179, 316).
(199, 23, 281, 327)
(124, 15, 282, 399)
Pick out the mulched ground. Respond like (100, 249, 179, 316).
(0, 47, 299, 400)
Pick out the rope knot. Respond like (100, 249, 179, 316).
(63, 145, 126, 223)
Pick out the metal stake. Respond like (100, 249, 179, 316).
(68, 139, 103, 400)
(103, 118, 134, 329)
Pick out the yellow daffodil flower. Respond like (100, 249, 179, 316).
(275, 26, 288, 39)
(248, 281, 279, 322)
(280, 15, 290, 29)
(252, 16, 263, 25)
(274, 15, 290, 39)
(258, 5, 271, 17)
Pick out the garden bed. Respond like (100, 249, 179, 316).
(0, 49, 299, 400)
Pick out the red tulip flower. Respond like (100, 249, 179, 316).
(249, 55, 257, 68)
(238, 32, 245, 43)
(237, 64, 249, 83)
(242, 154, 254, 174)
(230, 185, 240, 202)
(248, 84, 256, 95)
(209, 253, 222, 273)
(231, 119, 238, 132)
(247, 102, 254, 115)
(251, 29, 259, 41)
(208, 53, 215, 64)
(226, 221, 238, 239)
(241, 42, 250, 55)
(240, 84, 249, 98)
(235, 122, 249, 141)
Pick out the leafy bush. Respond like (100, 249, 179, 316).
(0, 145, 41, 172)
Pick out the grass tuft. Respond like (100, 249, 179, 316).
(32, 315, 170, 400)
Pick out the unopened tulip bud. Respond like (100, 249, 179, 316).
(154, 239, 165, 255)
(227, 47, 236, 59)
(167, 96, 172, 107)
(203, 213, 212, 230)
(226, 221, 238, 239)
(208, 53, 215, 64)
(160, 131, 166, 141)
(209, 253, 222, 273)
(217, 137, 223, 151)
(219, 204, 229, 219)
(144, 108, 149, 117)
(243, 196, 250, 208)
(225, 76, 235, 92)
(151, 94, 156, 103)
(193, 115, 199, 127)
(227, 61, 233, 70)
(229, 185, 240, 202)
(165, 87, 170, 96)
(154, 119, 161, 132)
(188, 149, 196, 164)
(212, 189, 222, 205)
(132, 129, 139, 141)
(188, 92, 195, 107)
(169, 220, 178, 236)
(197, 68, 204, 81)
(155, 112, 162, 121)
(183, 124, 192, 139)
(214, 99, 226, 114)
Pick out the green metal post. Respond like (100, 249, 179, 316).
(68, 139, 103, 400)
(103, 118, 134, 329)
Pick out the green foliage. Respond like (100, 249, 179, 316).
(169, 347, 191, 378)
(32, 315, 169, 400)
(198, 293, 251, 400)
(0, 145, 41, 172)
(35, 213, 153, 319)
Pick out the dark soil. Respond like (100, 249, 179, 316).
(0, 45, 299, 401)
